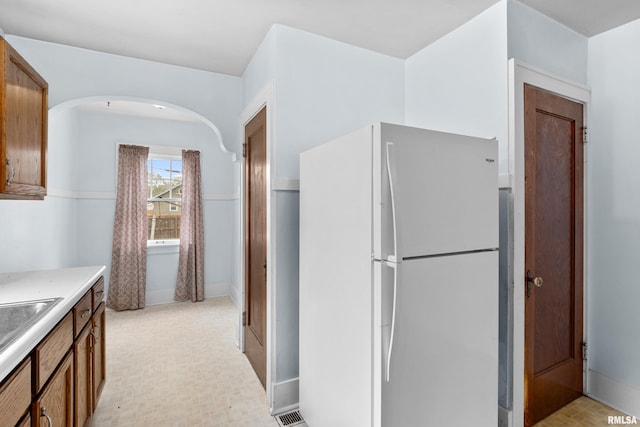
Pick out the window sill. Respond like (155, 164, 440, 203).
(147, 240, 180, 255)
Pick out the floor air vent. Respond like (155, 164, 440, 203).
(275, 410, 306, 426)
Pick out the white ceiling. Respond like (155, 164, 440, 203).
(2, 0, 640, 78)
(3, 0, 640, 122)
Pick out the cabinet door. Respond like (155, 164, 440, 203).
(0, 39, 48, 200)
(92, 302, 106, 410)
(16, 413, 30, 427)
(74, 325, 92, 427)
(35, 352, 73, 427)
(0, 359, 31, 427)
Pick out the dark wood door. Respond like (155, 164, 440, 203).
(524, 84, 584, 426)
(244, 107, 268, 388)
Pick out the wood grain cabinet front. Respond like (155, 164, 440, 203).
(75, 278, 107, 426)
(73, 290, 92, 339)
(0, 359, 31, 427)
(16, 413, 30, 427)
(74, 324, 92, 427)
(0, 37, 48, 200)
(92, 302, 106, 409)
(34, 352, 74, 427)
(0, 275, 106, 427)
(35, 313, 73, 393)
(92, 277, 105, 312)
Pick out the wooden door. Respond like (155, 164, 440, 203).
(524, 84, 584, 426)
(244, 107, 268, 388)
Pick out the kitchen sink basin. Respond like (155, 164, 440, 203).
(0, 298, 62, 354)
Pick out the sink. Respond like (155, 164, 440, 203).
(0, 298, 63, 354)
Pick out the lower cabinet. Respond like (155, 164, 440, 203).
(74, 296, 106, 426)
(0, 275, 106, 427)
(35, 352, 74, 427)
(74, 325, 92, 427)
(92, 303, 106, 409)
(0, 359, 31, 427)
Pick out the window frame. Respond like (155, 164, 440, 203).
(146, 148, 183, 247)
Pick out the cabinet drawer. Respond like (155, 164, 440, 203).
(92, 276, 105, 312)
(35, 313, 73, 392)
(0, 359, 31, 427)
(73, 290, 93, 338)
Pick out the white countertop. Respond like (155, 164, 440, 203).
(0, 265, 106, 382)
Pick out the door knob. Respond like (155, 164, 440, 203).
(526, 270, 543, 297)
(528, 275, 543, 287)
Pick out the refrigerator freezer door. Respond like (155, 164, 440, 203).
(373, 123, 499, 261)
(381, 251, 499, 426)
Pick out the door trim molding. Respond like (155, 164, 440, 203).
(508, 59, 590, 427)
(240, 81, 275, 410)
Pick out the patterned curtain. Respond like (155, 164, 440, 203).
(175, 149, 205, 302)
(107, 144, 149, 311)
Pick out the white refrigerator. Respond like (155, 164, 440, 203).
(299, 123, 499, 426)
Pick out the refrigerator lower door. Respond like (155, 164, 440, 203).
(381, 251, 498, 426)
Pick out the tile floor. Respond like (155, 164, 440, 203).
(533, 396, 631, 426)
(89, 297, 278, 427)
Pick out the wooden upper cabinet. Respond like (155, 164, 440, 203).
(0, 37, 48, 200)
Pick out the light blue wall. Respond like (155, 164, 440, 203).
(242, 27, 277, 109)
(0, 106, 79, 273)
(0, 197, 78, 273)
(1, 36, 241, 294)
(73, 110, 236, 305)
(5, 35, 242, 157)
(405, 1, 509, 174)
(273, 25, 406, 179)
(507, 0, 588, 84)
(242, 25, 405, 389)
(587, 18, 640, 399)
(272, 25, 405, 385)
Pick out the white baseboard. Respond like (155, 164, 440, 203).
(145, 282, 232, 306)
(271, 377, 299, 415)
(588, 370, 640, 418)
(205, 282, 232, 299)
(228, 284, 240, 307)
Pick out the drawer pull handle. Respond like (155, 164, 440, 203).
(6, 159, 15, 185)
(81, 308, 92, 318)
(92, 325, 101, 340)
(41, 406, 53, 427)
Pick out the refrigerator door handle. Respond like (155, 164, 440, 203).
(385, 142, 402, 382)
(384, 260, 400, 382)
(386, 142, 402, 263)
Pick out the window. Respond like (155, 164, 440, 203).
(147, 156, 182, 242)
